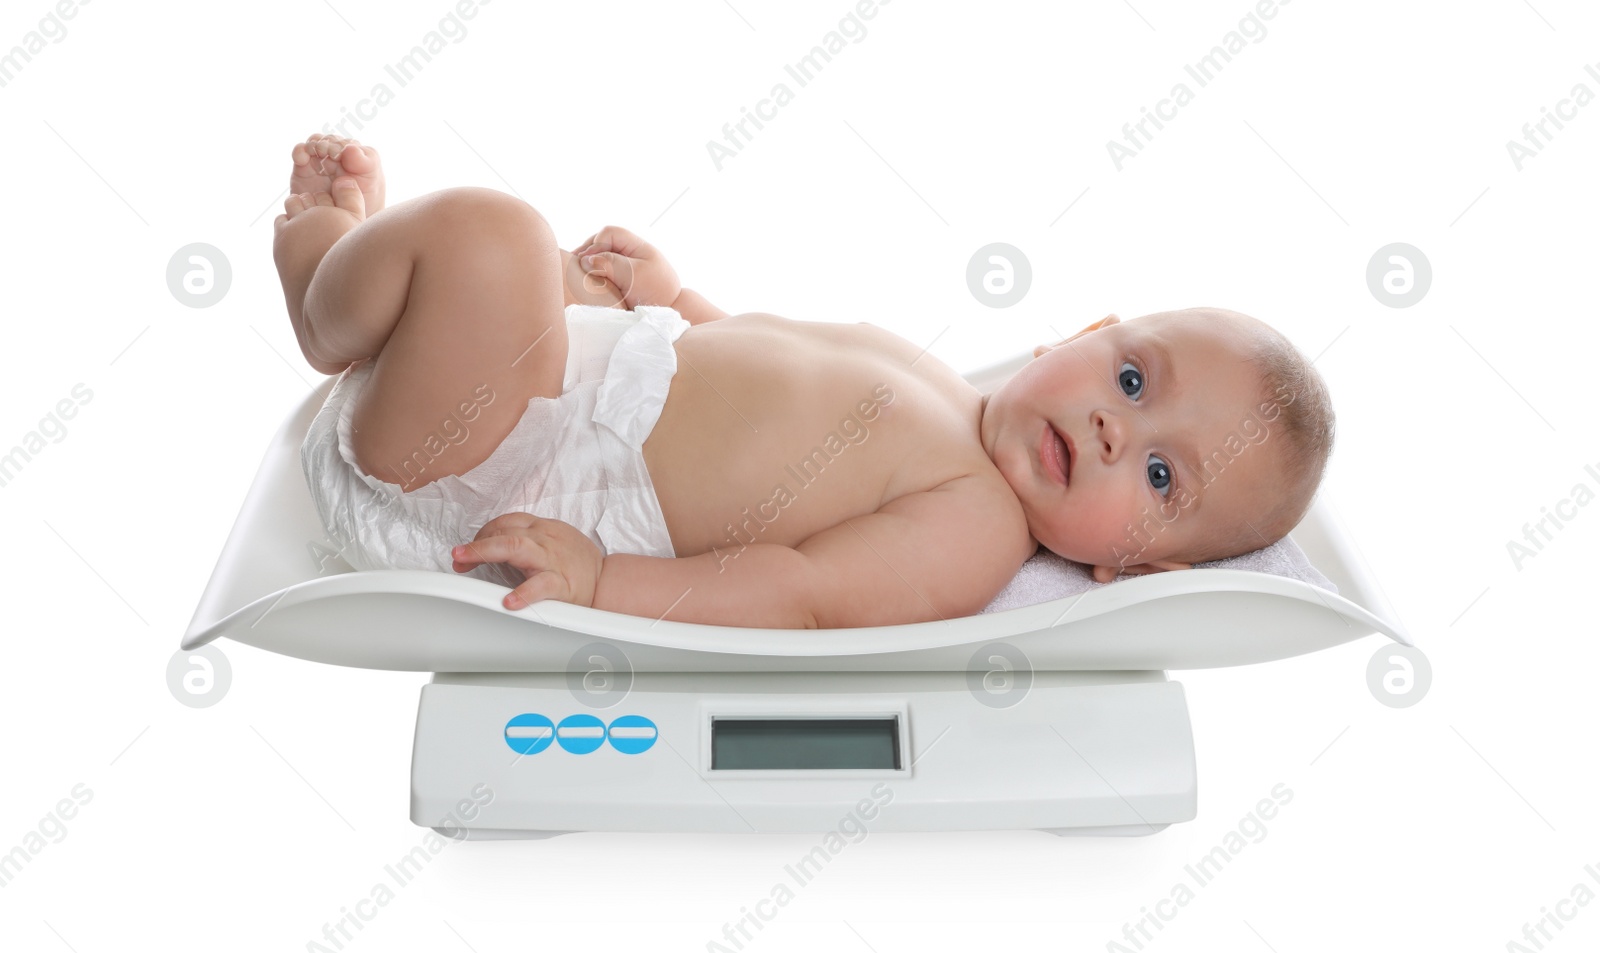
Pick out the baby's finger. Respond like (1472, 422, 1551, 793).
(587, 253, 639, 302)
(580, 252, 635, 294)
(504, 569, 566, 610)
(451, 537, 500, 567)
(578, 226, 621, 256)
(577, 225, 649, 261)
(451, 535, 538, 568)
(472, 512, 541, 541)
(571, 227, 615, 258)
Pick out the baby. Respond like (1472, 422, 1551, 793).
(274, 134, 1335, 628)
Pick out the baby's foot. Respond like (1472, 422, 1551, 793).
(289, 133, 386, 217)
(279, 188, 365, 226)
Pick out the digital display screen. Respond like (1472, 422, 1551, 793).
(711, 717, 900, 770)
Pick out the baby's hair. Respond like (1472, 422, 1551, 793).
(1176, 308, 1336, 564)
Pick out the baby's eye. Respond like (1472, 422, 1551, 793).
(1118, 362, 1144, 400)
(1147, 455, 1172, 496)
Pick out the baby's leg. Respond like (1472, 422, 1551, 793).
(300, 186, 570, 487)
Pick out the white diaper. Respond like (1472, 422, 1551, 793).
(300, 304, 691, 589)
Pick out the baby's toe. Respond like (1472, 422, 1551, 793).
(312, 191, 336, 208)
(330, 175, 367, 218)
(335, 141, 377, 175)
(313, 135, 345, 158)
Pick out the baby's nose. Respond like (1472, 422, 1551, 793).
(1092, 409, 1128, 457)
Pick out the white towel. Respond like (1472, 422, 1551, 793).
(979, 535, 1338, 614)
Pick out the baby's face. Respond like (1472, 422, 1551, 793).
(980, 312, 1285, 578)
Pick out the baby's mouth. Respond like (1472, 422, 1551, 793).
(1043, 423, 1072, 486)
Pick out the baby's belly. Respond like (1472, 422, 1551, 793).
(640, 313, 981, 557)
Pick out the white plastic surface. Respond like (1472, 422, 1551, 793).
(410, 672, 1197, 835)
(180, 357, 1410, 673)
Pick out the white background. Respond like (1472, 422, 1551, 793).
(1, 0, 1596, 950)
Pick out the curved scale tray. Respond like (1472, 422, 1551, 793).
(182, 360, 1410, 673)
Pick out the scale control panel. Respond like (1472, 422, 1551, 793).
(412, 679, 1198, 833)
(502, 704, 909, 776)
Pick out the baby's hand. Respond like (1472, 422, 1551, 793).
(571, 225, 681, 309)
(452, 513, 604, 611)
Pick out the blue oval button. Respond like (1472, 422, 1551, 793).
(504, 713, 555, 755)
(607, 715, 658, 754)
(556, 714, 607, 754)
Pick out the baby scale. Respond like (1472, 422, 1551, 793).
(181, 355, 1409, 838)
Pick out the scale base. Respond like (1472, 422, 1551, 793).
(412, 671, 1198, 837)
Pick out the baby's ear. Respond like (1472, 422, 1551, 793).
(1034, 314, 1122, 359)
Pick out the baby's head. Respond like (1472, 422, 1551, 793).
(979, 307, 1335, 582)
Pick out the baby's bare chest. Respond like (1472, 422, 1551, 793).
(641, 314, 990, 557)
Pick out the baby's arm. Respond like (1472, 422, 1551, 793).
(572, 226, 730, 325)
(666, 288, 730, 325)
(595, 544, 815, 628)
(592, 474, 1028, 628)
(557, 247, 727, 323)
(791, 474, 1030, 627)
